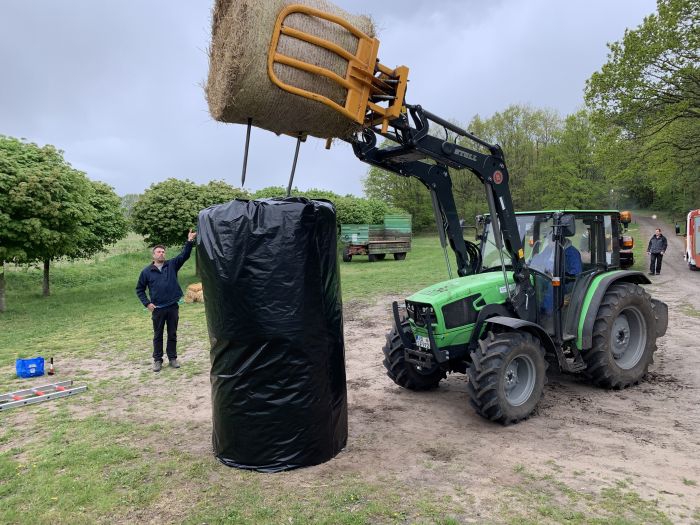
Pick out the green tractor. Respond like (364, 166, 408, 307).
(349, 106, 669, 424)
(384, 210, 668, 424)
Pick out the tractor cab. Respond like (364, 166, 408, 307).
(479, 210, 626, 342)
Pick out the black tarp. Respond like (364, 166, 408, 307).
(197, 198, 347, 472)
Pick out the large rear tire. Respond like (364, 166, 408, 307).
(467, 331, 547, 425)
(382, 319, 446, 390)
(583, 282, 656, 388)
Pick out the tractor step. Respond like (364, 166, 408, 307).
(554, 344, 587, 374)
(561, 357, 587, 373)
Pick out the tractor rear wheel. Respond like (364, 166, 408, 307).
(382, 319, 446, 390)
(467, 331, 547, 425)
(583, 282, 656, 389)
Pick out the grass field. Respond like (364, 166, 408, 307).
(0, 233, 672, 524)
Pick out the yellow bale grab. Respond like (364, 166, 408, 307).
(268, 4, 408, 133)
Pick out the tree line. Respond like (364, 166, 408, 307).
(365, 0, 699, 229)
(0, 148, 398, 312)
(2, 0, 695, 310)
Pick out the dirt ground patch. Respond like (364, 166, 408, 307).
(316, 214, 700, 521)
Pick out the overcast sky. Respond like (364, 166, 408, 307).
(0, 0, 656, 197)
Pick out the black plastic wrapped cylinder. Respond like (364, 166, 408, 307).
(197, 198, 347, 472)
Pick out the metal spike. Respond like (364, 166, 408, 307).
(286, 133, 303, 197)
(241, 117, 252, 187)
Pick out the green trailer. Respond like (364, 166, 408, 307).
(340, 214, 412, 262)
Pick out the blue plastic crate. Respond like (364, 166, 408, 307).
(16, 357, 45, 378)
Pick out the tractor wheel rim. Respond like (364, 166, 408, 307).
(504, 354, 536, 407)
(611, 306, 647, 369)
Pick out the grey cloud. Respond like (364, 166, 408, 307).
(0, 0, 655, 197)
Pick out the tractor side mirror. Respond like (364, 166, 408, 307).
(561, 214, 576, 237)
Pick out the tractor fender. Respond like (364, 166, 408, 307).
(578, 270, 652, 350)
(469, 303, 512, 346)
(482, 315, 557, 358)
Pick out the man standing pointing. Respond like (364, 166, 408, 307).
(647, 228, 668, 276)
(136, 230, 197, 371)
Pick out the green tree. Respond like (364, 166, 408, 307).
(525, 110, 608, 209)
(363, 166, 434, 229)
(73, 181, 129, 259)
(120, 193, 140, 222)
(0, 136, 97, 304)
(132, 179, 248, 246)
(466, 105, 561, 209)
(586, 0, 700, 213)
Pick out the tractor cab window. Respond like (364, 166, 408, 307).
(526, 217, 555, 275)
(604, 215, 614, 265)
(481, 214, 550, 271)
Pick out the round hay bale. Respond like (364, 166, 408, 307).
(185, 283, 205, 303)
(206, 0, 375, 139)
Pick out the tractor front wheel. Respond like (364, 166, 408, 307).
(342, 248, 352, 262)
(382, 320, 446, 390)
(583, 282, 656, 388)
(467, 331, 547, 425)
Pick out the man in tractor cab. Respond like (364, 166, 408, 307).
(563, 238, 583, 294)
(530, 233, 582, 315)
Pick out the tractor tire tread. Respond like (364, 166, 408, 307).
(467, 331, 547, 425)
(583, 283, 656, 389)
(382, 320, 446, 391)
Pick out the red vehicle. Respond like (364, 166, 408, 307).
(685, 209, 700, 271)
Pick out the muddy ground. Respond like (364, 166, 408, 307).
(4, 214, 699, 523)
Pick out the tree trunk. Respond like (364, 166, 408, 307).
(0, 262, 6, 313)
(43, 258, 51, 297)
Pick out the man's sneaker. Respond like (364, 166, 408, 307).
(153, 360, 162, 372)
(169, 359, 180, 369)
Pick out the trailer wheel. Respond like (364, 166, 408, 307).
(374, 253, 386, 260)
(382, 320, 445, 390)
(467, 331, 547, 425)
(583, 282, 656, 389)
(368, 254, 378, 262)
(342, 249, 352, 262)
(394, 252, 407, 261)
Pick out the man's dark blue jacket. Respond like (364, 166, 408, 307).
(136, 242, 193, 308)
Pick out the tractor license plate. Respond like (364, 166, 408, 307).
(415, 335, 431, 350)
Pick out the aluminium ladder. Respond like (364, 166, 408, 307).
(0, 380, 87, 411)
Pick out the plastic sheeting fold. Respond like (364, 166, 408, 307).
(197, 198, 347, 472)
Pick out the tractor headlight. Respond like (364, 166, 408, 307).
(405, 301, 437, 327)
(441, 296, 479, 329)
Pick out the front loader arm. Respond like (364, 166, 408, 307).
(263, 9, 535, 321)
(351, 106, 536, 322)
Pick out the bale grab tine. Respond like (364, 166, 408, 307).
(268, 4, 409, 134)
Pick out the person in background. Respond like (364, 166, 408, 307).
(647, 228, 668, 276)
(136, 230, 197, 372)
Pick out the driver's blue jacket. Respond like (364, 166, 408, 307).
(135, 241, 193, 308)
